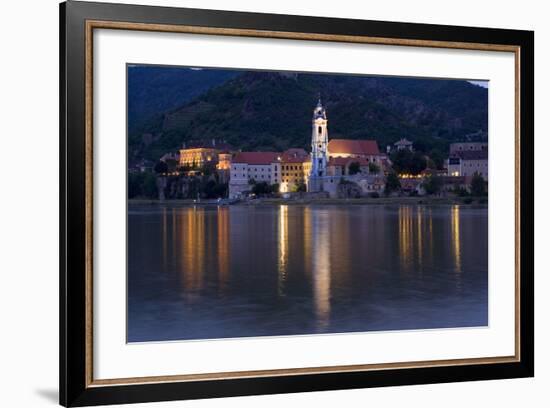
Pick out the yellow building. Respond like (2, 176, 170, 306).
(178, 139, 233, 168)
(277, 148, 311, 192)
(216, 152, 232, 171)
(179, 147, 217, 168)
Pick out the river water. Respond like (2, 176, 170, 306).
(127, 204, 488, 342)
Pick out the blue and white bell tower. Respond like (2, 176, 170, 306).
(311, 98, 328, 177)
(308, 98, 328, 191)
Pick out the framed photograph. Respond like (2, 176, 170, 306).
(60, 1, 534, 406)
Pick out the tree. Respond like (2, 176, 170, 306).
(142, 172, 158, 198)
(385, 172, 401, 195)
(165, 159, 178, 173)
(409, 151, 428, 175)
(368, 162, 380, 174)
(423, 175, 444, 195)
(296, 181, 306, 192)
(470, 172, 486, 196)
(252, 181, 272, 196)
(128, 173, 144, 199)
(201, 179, 228, 198)
(428, 148, 445, 170)
(348, 161, 361, 175)
(453, 184, 469, 197)
(390, 149, 427, 175)
(154, 160, 168, 174)
(337, 179, 362, 198)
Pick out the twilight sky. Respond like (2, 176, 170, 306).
(468, 80, 489, 88)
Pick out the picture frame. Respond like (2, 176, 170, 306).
(60, 0, 534, 406)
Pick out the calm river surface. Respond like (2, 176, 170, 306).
(128, 204, 488, 342)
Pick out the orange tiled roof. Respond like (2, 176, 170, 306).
(328, 139, 381, 156)
(328, 157, 371, 167)
(232, 152, 280, 165)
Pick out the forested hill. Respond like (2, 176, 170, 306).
(128, 65, 237, 132)
(129, 69, 488, 162)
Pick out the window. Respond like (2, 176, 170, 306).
(318, 126, 322, 134)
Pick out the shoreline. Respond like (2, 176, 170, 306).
(128, 196, 488, 207)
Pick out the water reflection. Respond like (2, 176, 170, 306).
(311, 210, 331, 330)
(129, 204, 488, 342)
(303, 207, 312, 278)
(181, 208, 205, 291)
(399, 206, 414, 272)
(217, 207, 230, 289)
(278, 205, 289, 296)
(451, 205, 462, 289)
(398, 207, 444, 275)
(417, 207, 423, 270)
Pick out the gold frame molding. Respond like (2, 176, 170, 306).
(84, 20, 521, 388)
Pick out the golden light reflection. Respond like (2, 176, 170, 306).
(217, 207, 230, 289)
(398, 206, 413, 272)
(278, 205, 289, 296)
(312, 211, 331, 330)
(303, 207, 312, 277)
(451, 205, 462, 277)
(416, 207, 423, 270)
(181, 208, 205, 291)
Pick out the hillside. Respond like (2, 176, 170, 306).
(128, 70, 488, 162)
(127, 65, 237, 132)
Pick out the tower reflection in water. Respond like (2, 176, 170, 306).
(277, 206, 331, 330)
(311, 209, 331, 331)
(278, 205, 288, 296)
(451, 205, 462, 289)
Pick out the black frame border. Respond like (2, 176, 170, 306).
(60, 1, 534, 406)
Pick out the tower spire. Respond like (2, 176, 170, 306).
(309, 98, 328, 187)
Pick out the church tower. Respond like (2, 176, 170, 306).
(310, 98, 328, 178)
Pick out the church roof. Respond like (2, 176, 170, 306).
(328, 139, 381, 156)
(328, 157, 371, 167)
(232, 152, 280, 165)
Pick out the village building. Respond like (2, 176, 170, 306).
(178, 139, 234, 168)
(328, 139, 387, 164)
(228, 152, 281, 198)
(447, 149, 488, 180)
(327, 157, 371, 176)
(277, 148, 311, 193)
(216, 152, 232, 171)
(394, 138, 414, 152)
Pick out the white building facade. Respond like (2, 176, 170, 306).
(228, 152, 281, 198)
